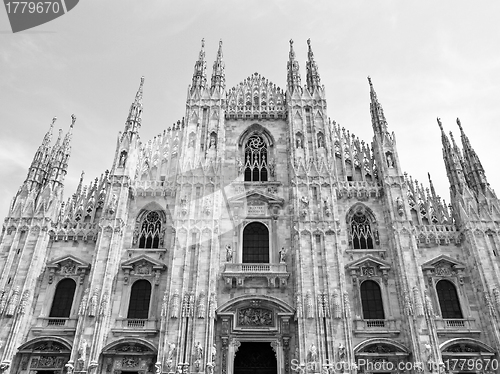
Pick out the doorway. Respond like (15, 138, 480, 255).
(234, 342, 277, 374)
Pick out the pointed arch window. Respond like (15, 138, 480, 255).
(242, 222, 269, 263)
(350, 211, 375, 249)
(360, 280, 385, 320)
(436, 280, 463, 319)
(49, 278, 76, 318)
(139, 211, 161, 249)
(127, 280, 152, 319)
(244, 135, 268, 182)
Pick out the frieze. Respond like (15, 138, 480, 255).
(30, 356, 66, 368)
(237, 307, 273, 327)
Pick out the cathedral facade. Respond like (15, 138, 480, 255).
(1, 39, 500, 374)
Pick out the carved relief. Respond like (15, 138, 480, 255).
(237, 307, 273, 326)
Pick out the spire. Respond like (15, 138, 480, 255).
(287, 39, 302, 93)
(24, 117, 57, 191)
(191, 38, 207, 92)
(76, 170, 85, 197)
(125, 77, 144, 134)
(438, 117, 466, 197)
(368, 77, 389, 136)
(48, 115, 76, 189)
(456, 118, 489, 194)
(428, 172, 437, 199)
(211, 39, 225, 91)
(305, 39, 321, 92)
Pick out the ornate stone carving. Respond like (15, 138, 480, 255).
(306, 291, 314, 319)
(79, 287, 89, 316)
(295, 293, 303, 318)
(134, 260, 152, 275)
(343, 291, 351, 318)
(197, 291, 206, 318)
(209, 292, 217, 319)
(31, 356, 65, 368)
(332, 289, 341, 319)
(99, 291, 108, 316)
(308, 344, 318, 363)
(237, 307, 273, 326)
(413, 286, 424, 316)
(225, 244, 233, 262)
(403, 291, 413, 316)
(88, 288, 99, 317)
(5, 287, 19, 316)
(171, 289, 180, 318)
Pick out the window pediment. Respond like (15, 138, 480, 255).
(46, 255, 90, 284)
(228, 189, 284, 206)
(346, 255, 391, 284)
(422, 255, 465, 276)
(121, 255, 166, 285)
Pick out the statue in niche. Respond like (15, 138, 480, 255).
(118, 151, 127, 168)
(338, 343, 346, 361)
(225, 244, 233, 262)
(308, 344, 318, 363)
(296, 136, 303, 149)
(167, 342, 176, 361)
(317, 133, 325, 148)
(269, 159, 276, 177)
(236, 158, 243, 175)
(208, 135, 217, 150)
(206, 363, 214, 374)
(279, 247, 287, 263)
(211, 344, 217, 363)
(194, 342, 203, 361)
(386, 152, 394, 168)
(396, 196, 404, 216)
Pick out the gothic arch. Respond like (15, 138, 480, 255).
(237, 123, 275, 147)
(346, 203, 379, 249)
(439, 338, 495, 354)
(217, 294, 294, 314)
(102, 338, 158, 354)
(353, 338, 409, 354)
(133, 203, 167, 249)
(18, 337, 73, 352)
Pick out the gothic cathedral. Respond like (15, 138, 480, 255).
(1, 39, 500, 374)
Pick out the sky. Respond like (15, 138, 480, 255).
(0, 1, 499, 219)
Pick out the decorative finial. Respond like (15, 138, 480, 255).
(70, 114, 76, 127)
(289, 39, 294, 46)
(307, 38, 311, 46)
(437, 117, 443, 131)
(51, 116, 57, 125)
(219, 39, 222, 47)
(456, 117, 463, 131)
(201, 38, 205, 48)
(367, 76, 373, 87)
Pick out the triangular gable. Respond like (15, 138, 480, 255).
(345, 255, 391, 271)
(422, 255, 465, 272)
(46, 255, 90, 272)
(228, 188, 284, 206)
(121, 254, 166, 272)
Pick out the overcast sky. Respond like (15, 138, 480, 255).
(1, 1, 499, 218)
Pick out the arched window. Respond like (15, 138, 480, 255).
(242, 222, 269, 263)
(244, 135, 268, 182)
(127, 280, 152, 319)
(436, 280, 463, 319)
(360, 280, 385, 320)
(49, 278, 76, 318)
(139, 211, 161, 249)
(350, 210, 375, 249)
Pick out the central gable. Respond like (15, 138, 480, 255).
(226, 73, 286, 119)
